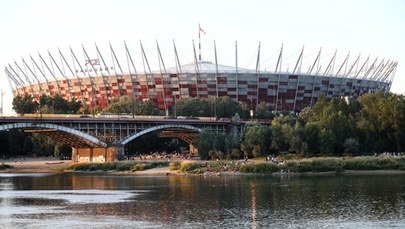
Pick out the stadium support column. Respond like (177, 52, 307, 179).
(29, 56, 52, 95)
(308, 48, 321, 107)
(69, 47, 87, 110)
(75, 46, 96, 112)
(124, 41, 138, 113)
(255, 42, 261, 108)
(59, 48, 83, 101)
(156, 40, 168, 114)
(38, 53, 62, 95)
(387, 62, 397, 91)
(192, 40, 200, 97)
(235, 41, 239, 101)
(380, 61, 397, 91)
(22, 58, 44, 99)
(321, 50, 336, 97)
(173, 40, 182, 74)
(110, 42, 125, 97)
(293, 46, 304, 112)
(14, 62, 34, 95)
(4, 68, 19, 96)
(214, 40, 219, 98)
(335, 52, 349, 98)
(96, 43, 111, 109)
(7, 65, 28, 95)
(346, 54, 361, 96)
(49, 51, 72, 100)
(173, 40, 182, 106)
(140, 40, 152, 100)
(275, 44, 283, 112)
(355, 55, 370, 94)
(31, 55, 54, 96)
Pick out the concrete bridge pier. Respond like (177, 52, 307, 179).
(72, 146, 124, 162)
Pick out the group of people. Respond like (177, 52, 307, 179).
(126, 152, 193, 161)
(266, 157, 285, 164)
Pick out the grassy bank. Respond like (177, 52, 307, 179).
(67, 161, 169, 172)
(284, 156, 405, 173)
(53, 156, 405, 174)
(166, 156, 405, 174)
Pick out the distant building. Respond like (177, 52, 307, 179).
(4, 41, 396, 113)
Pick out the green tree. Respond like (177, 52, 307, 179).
(270, 114, 298, 153)
(8, 129, 26, 157)
(319, 128, 336, 155)
(215, 96, 247, 118)
(39, 94, 81, 114)
(12, 93, 39, 115)
(343, 138, 360, 155)
(108, 97, 159, 116)
(195, 130, 215, 160)
(241, 124, 271, 157)
(255, 101, 273, 119)
(0, 132, 9, 158)
(54, 143, 72, 158)
(68, 98, 82, 114)
(31, 134, 57, 157)
(175, 97, 211, 117)
(298, 122, 321, 155)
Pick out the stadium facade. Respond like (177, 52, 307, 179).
(4, 41, 397, 113)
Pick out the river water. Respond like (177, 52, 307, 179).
(0, 172, 404, 228)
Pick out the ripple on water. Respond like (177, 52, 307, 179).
(0, 189, 142, 204)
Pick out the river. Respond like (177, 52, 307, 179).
(0, 172, 404, 228)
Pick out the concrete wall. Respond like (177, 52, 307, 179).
(72, 147, 121, 162)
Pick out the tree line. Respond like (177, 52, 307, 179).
(196, 92, 405, 160)
(8, 92, 405, 160)
(12, 93, 272, 119)
(0, 130, 71, 159)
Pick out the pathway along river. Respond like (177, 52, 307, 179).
(0, 172, 404, 228)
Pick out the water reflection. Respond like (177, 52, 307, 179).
(0, 173, 404, 228)
(251, 182, 257, 229)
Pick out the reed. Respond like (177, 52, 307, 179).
(239, 163, 280, 173)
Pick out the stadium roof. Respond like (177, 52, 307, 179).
(163, 60, 256, 74)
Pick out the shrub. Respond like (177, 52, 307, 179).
(311, 158, 344, 172)
(285, 160, 313, 173)
(68, 163, 90, 171)
(99, 162, 118, 171)
(116, 163, 133, 171)
(285, 158, 344, 173)
(344, 138, 360, 155)
(180, 161, 200, 172)
(239, 163, 280, 173)
(87, 164, 99, 171)
(169, 161, 181, 170)
(343, 156, 403, 170)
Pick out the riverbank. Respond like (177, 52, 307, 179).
(1, 156, 404, 176)
(0, 157, 71, 173)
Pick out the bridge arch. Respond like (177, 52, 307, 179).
(0, 123, 107, 148)
(119, 124, 202, 146)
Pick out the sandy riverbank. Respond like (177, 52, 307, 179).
(0, 157, 72, 173)
(2, 158, 405, 176)
(0, 158, 177, 175)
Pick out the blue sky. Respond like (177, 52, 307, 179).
(0, 0, 403, 114)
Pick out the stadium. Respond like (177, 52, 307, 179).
(4, 40, 397, 114)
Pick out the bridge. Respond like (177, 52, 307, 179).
(0, 116, 244, 162)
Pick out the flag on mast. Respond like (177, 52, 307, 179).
(199, 24, 206, 34)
